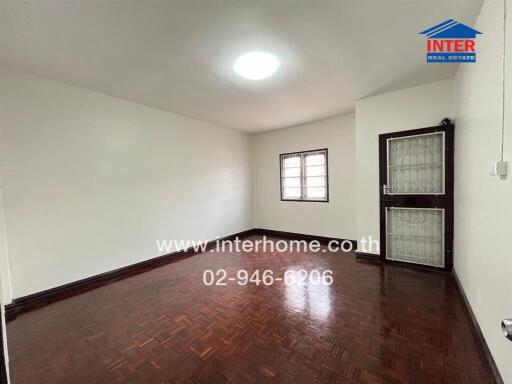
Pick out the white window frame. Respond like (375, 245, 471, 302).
(280, 148, 328, 202)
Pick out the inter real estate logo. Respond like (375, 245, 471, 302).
(420, 19, 482, 63)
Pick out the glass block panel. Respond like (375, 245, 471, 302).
(386, 208, 444, 267)
(388, 132, 444, 194)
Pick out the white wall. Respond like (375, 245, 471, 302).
(454, 0, 512, 382)
(355, 79, 455, 252)
(252, 114, 356, 240)
(0, 68, 253, 299)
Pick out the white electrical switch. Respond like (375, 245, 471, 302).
(491, 161, 508, 176)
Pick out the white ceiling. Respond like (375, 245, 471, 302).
(0, 0, 483, 133)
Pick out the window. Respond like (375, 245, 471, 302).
(280, 149, 328, 202)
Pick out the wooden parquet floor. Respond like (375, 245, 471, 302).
(7, 236, 495, 383)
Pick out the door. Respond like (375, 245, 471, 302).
(0, 184, 8, 384)
(379, 123, 454, 271)
(0, 317, 7, 384)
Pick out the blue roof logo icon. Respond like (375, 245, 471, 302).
(420, 19, 482, 39)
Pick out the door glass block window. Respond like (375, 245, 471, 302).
(280, 149, 328, 201)
(386, 208, 444, 267)
(387, 132, 444, 194)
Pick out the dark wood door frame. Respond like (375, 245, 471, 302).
(0, 318, 7, 384)
(379, 123, 454, 272)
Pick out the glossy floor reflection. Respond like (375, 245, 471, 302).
(8, 236, 494, 383)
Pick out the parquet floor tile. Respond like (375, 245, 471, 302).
(7, 236, 495, 383)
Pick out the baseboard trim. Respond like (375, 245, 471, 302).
(5, 228, 356, 320)
(453, 270, 504, 384)
(254, 228, 357, 249)
(355, 251, 381, 260)
(5, 228, 258, 321)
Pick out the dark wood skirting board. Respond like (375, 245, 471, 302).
(254, 228, 357, 248)
(5, 228, 259, 321)
(453, 270, 504, 384)
(5, 228, 356, 320)
(356, 251, 452, 274)
(355, 251, 381, 260)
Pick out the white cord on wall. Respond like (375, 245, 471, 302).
(500, 0, 507, 161)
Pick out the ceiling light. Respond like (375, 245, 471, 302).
(233, 51, 279, 80)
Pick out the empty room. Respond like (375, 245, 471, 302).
(0, 0, 511, 383)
